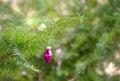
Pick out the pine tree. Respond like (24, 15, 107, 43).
(0, 0, 120, 81)
(0, 0, 84, 80)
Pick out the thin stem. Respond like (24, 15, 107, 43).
(25, 14, 82, 43)
(0, 53, 13, 61)
(25, 21, 64, 43)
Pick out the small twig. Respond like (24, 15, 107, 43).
(25, 14, 82, 43)
(0, 53, 13, 61)
(25, 21, 64, 43)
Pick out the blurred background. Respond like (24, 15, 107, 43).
(0, 0, 120, 81)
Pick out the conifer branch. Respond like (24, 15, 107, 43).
(25, 21, 63, 43)
(25, 14, 83, 43)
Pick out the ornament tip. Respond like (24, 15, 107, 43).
(47, 46, 51, 49)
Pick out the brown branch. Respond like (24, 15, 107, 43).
(0, 53, 13, 61)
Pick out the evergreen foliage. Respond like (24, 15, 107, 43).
(0, 0, 120, 81)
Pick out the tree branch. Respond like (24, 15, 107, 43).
(0, 53, 13, 61)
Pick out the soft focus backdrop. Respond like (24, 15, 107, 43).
(0, 0, 120, 81)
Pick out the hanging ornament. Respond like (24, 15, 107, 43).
(44, 46, 53, 64)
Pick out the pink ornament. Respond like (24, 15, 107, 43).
(44, 46, 52, 64)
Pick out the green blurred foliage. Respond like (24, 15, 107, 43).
(0, 0, 120, 81)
